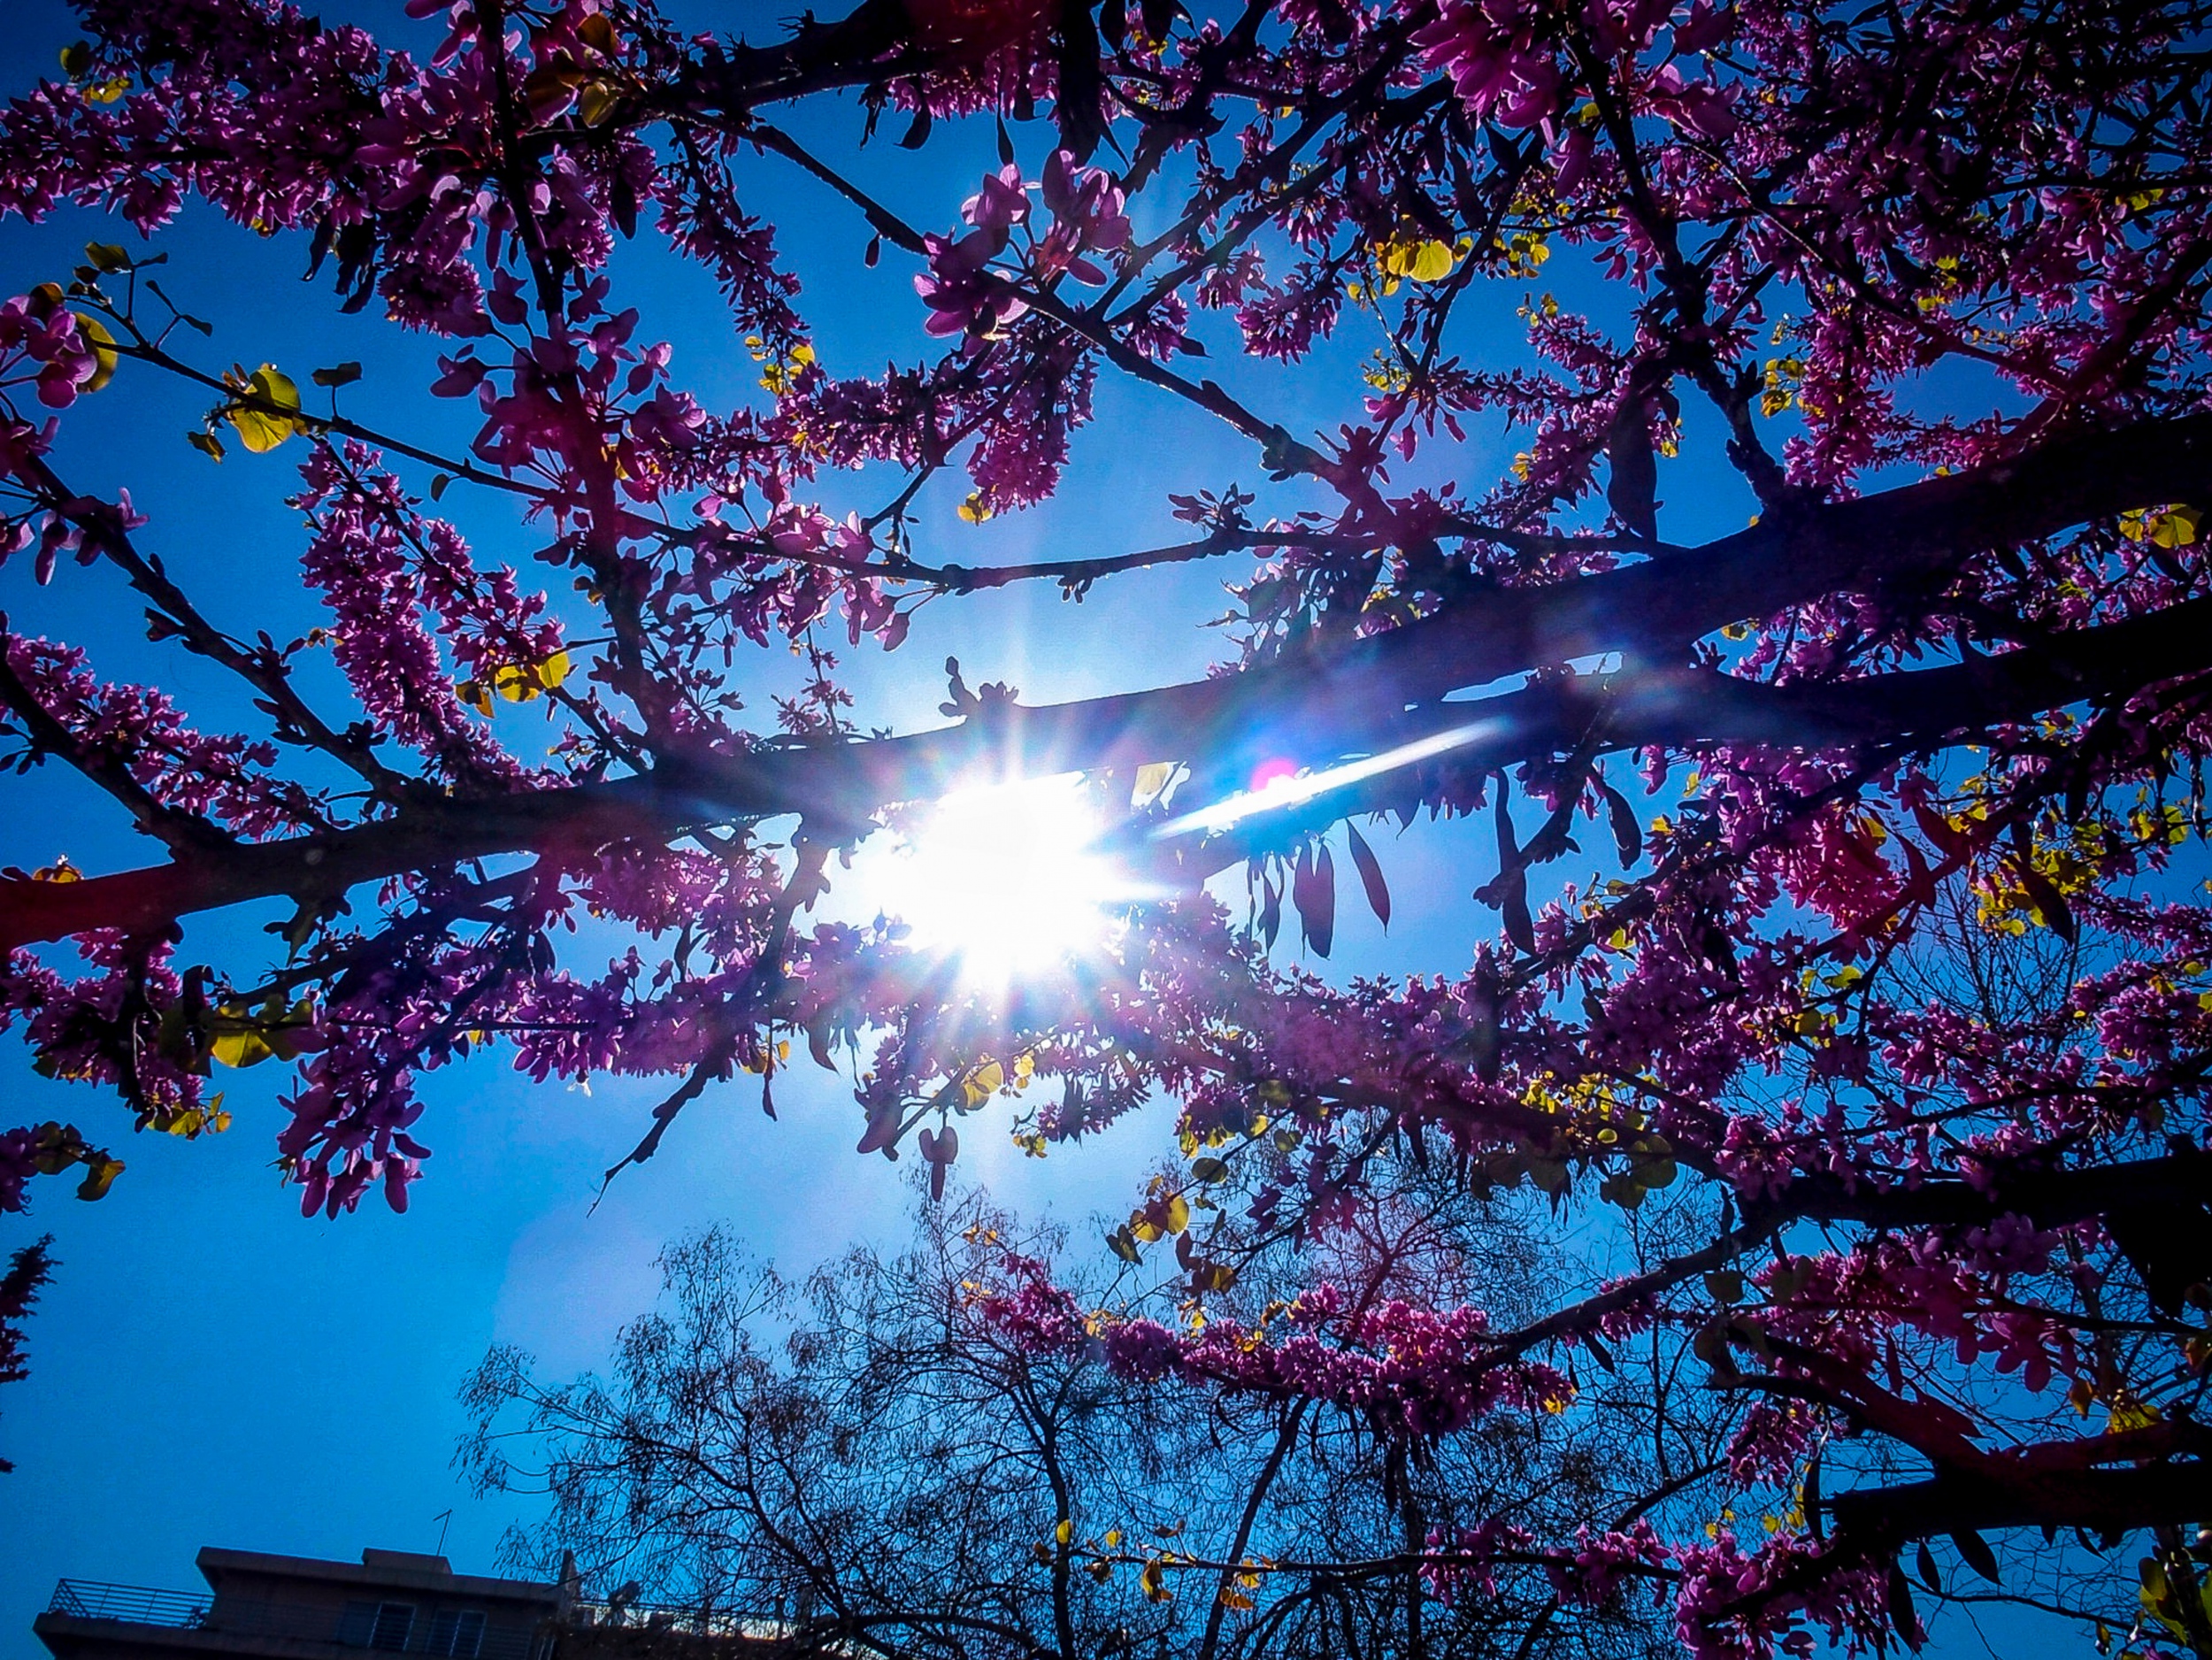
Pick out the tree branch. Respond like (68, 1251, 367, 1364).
(8, 412, 2209, 950)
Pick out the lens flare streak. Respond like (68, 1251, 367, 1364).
(1153, 719, 1507, 839)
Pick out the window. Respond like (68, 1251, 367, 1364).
(370, 1603, 416, 1652)
(337, 1603, 379, 1647)
(428, 1610, 484, 1658)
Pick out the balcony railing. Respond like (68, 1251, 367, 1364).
(47, 1582, 212, 1628)
(566, 1601, 795, 1645)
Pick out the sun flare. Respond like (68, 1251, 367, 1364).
(865, 775, 1132, 987)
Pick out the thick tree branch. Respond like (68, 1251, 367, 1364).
(1824, 1462, 2208, 1549)
(7, 412, 2209, 951)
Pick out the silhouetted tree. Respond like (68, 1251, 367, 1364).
(465, 1187, 1723, 1660)
(0, 1234, 56, 1473)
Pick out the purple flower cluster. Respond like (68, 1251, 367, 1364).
(1672, 1532, 1900, 1660)
(294, 442, 560, 784)
(1419, 1519, 1532, 1604)
(916, 152, 1130, 344)
(985, 1259, 1574, 1437)
(3, 634, 309, 837)
(0, 290, 104, 409)
(1544, 1518, 1671, 1605)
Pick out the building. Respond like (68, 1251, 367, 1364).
(34, 1549, 568, 1660)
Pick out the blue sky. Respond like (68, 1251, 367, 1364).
(0, 4, 2123, 1657)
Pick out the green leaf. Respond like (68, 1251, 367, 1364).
(83, 242, 132, 273)
(576, 81, 618, 127)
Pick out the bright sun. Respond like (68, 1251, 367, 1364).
(863, 775, 1133, 987)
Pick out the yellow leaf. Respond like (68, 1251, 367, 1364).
(211, 1026, 275, 1068)
(1378, 235, 1459, 283)
(2151, 504, 2201, 549)
(492, 650, 571, 703)
(76, 1156, 125, 1201)
(2107, 1397, 2162, 1434)
(73, 313, 119, 393)
(1409, 240, 1457, 281)
(973, 1060, 1004, 1095)
(1164, 1193, 1190, 1233)
(228, 364, 303, 452)
(1054, 1518, 1072, 1546)
(1133, 761, 1179, 808)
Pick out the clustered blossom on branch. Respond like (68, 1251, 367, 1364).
(0, 288, 104, 411)
(0, 0, 2209, 1650)
(983, 1257, 1578, 1434)
(916, 150, 1132, 343)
